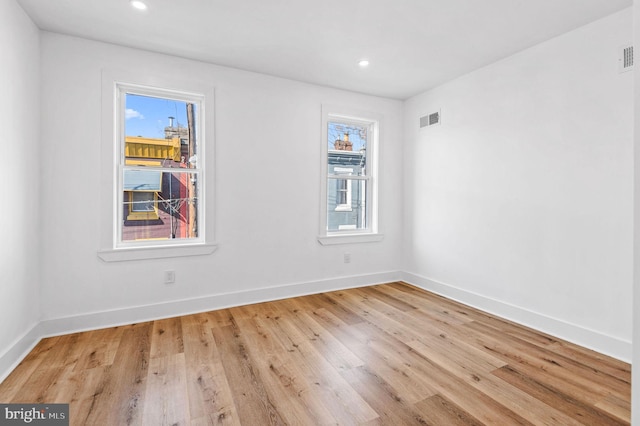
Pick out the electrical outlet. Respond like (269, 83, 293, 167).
(344, 253, 351, 264)
(164, 270, 176, 284)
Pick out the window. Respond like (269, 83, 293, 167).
(98, 70, 216, 261)
(116, 88, 203, 246)
(318, 106, 383, 245)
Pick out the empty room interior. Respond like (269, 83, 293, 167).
(2, 0, 640, 424)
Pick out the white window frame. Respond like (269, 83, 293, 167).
(318, 105, 383, 245)
(98, 70, 217, 262)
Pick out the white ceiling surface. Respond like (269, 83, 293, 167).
(18, 0, 632, 99)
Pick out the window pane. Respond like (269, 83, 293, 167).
(327, 178, 367, 231)
(122, 171, 199, 242)
(327, 121, 366, 176)
(124, 94, 198, 169)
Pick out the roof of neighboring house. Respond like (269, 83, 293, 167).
(328, 150, 366, 167)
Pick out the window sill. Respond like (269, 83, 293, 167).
(334, 206, 353, 212)
(317, 233, 384, 246)
(98, 242, 218, 262)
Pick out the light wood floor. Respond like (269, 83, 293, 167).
(0, 282, 630, 425)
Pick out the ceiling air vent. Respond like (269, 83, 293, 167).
(420, 110, 440, 129)
(619, 45, 633, 73)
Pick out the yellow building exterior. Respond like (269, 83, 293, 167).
(125, 136, 182, 162)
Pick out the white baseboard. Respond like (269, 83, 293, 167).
(0, 271, 402, 382)
(402, 272, 632, 363)
(0, 323, 42, 384)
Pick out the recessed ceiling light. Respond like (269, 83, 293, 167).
(358, 60, 370, 68)
(130, 0, 148, 10)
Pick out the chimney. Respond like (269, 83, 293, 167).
(334, 134, 353, 151)
(168, 116, 175, 128)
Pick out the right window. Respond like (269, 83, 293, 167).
(321, 108, 380, 241)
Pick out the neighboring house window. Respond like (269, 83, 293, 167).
(130, 192, 157, 215)
(116, 84, 204, 247)
(334, 167, 353, 212)
(319, 106, 382, 244)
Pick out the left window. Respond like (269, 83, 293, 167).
(99, 72, 215, 261)
(117, 86, 204, 247)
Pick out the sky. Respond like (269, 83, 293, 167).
(125, 94, 190, 138)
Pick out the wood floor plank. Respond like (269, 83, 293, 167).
(40, 362, 84, 404)
(230, 308, 340, 425)
(271, 331, 378, 424)
(595, 393, 632, 424)
(340, 366, 429, 425)
(62, 366, 108, 423)
(9, 363, 70, 404)
(351, 285, 418, 312)
(241, 302, 379, 424)
(72, 326, 124, 372)
(414, 394, 484, 426)
(81, 322, 153, 426)
(463, 320, 630, 401)
(347, 318, 541, 425)
(386, 282, 490, 325)
(0, 282, 630, 425)
(442, 319, 630, 422)
(202, 308, 235, 328)
(404, 332, 507, 378)
(5, 334, 82, 404)
(307, 292, 366, 325)
(372, 284, 472, 327)
(210, 321, 286, 425)
(548, 339, 631, 383)
(181, 313, 240, 424)
(277, 298, 364, 371)
(309, 307, 439, 405)
(150, 317, 184, 359)
(493, 364, 627, 425)
(38, 333, 81, 370)
(330, 289, 435, 344)
(0, 336, 68, 402)
(142, 353, 190, 426)
(383, 342, 535, 425)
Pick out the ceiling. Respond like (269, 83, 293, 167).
(18, 0, 632, 100)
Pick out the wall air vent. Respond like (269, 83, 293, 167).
(619, 45, 633, 73)
(420, 110, 440, 129)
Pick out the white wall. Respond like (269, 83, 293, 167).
(403, 9, 633, 361)
(0, 0, 41, 376)
(37, 33, 404, 331)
